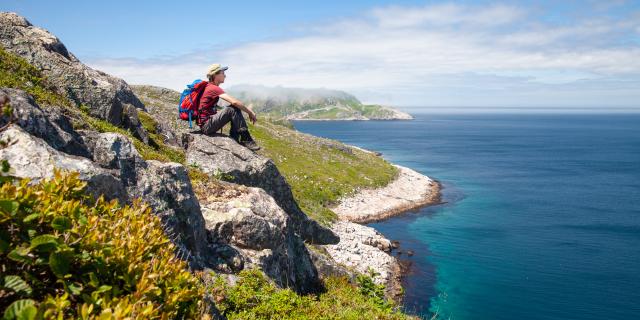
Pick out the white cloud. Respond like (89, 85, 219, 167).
(86, 2, 640, 107)
(369, 3, 524, 28)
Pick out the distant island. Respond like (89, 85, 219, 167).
(227, 84, 413, 121)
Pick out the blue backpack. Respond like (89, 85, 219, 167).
(178, 79, 208, 128)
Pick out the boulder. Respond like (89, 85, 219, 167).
(132, 160, 209, 264)
(78, 130, 209, 265)
(0, 12, 148, 142)
(0, 123, 211, 268)
(185, 133, 339, 245)
(0, 124, 125, 201)
(0, 88, 90, 157)
(201, 183, 320, 293)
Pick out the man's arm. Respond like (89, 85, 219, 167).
(219, 93, 257, 124)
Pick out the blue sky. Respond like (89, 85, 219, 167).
(3, 0, 640, 109)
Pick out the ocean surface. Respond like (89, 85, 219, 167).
(293, 113, 640, 320)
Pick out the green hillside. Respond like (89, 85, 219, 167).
(228, 84, 413, 120)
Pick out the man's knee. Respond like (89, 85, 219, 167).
(224, 106, 240, 114)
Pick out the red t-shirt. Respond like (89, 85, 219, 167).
(198, 83, 225, 125)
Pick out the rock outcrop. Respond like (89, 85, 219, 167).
(0, 88, 320, 293)
(133, 85, 339, 245)
(0, 88, 91, 157)
(200, 182, 319, 293)
(0, 12, 148, 142)
(185, 133, 339, 245)
(0, 125, 125, 201)
(332, 164, 441, 223)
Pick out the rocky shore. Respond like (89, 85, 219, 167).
(322, 162, 441, 301)
(332, 164, 441, 223)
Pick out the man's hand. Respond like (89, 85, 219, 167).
(219, 93, 257, 124)
(248, 110, 257, 124)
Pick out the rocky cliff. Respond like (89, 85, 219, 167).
(0, 11, 411, 309)
(0, 12, 342, 295)
(0, 12, 148, 142)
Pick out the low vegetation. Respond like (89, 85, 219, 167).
(209, 269, 412, 320)
(0, 48, 69, 109)
(0, 170, 412, 319)
(0, 170, 205, 319)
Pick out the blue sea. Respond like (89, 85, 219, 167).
(293, 113, 640, 320)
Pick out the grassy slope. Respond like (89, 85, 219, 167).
(249, 121, 397, 224)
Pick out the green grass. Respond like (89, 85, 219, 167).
(0, 47, 72, 109)
(304, 107, 344, 119)
(247, 121, 398, 225)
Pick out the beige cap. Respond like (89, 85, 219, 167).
(206, 64, 228, 78)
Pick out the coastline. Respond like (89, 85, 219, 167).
(323, 159, 442, 303)
(331, 164, 442, 224)
(289, 117, 414, 121)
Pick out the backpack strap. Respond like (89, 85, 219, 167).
(192, 81, 209, 126)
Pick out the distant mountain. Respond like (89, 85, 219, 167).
(227, 84, 413, 121)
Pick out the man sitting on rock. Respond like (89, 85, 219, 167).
(198, 64, 260, 151)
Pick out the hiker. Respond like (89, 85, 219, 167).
(198, 64, 260, 151)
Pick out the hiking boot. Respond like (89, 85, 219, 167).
(240, 140, 261, 151)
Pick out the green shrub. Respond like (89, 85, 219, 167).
(211, 269, 413, 320)
(0, 170, 204, 319)
(356, 268, 391, 311)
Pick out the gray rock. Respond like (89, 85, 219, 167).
(0, 88, 90, 157)
(185, 133, 339, 245)
(323, 221, 402, 299)
(0, 12, 148, 142)
(0, 124, 210, 268)
(78, 130, 145, 191)
(0, 125, 125, 201)
(132, 160, 209, 265)
(307, 247, 354, 281)
(78, 130, 209, 265)
(80, 131, 142, 169)
(201, 185, 320, 294)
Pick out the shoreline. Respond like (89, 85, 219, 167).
(331, 164, 442, 224)
(290, 117, 414, 121)
(324, 160, 442, 303)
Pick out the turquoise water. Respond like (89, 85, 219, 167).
(293, 114, 640, 320)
